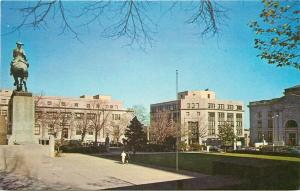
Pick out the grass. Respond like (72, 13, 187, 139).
(210, 152, 300, 162)
(99, 152, 300, 189)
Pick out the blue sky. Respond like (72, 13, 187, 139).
(1, 1, 299, 128)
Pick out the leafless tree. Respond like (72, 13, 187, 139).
(181, 115, 208, 145)
(6, 1, 227, 48)
(150, 111, 176, 144)
(87, 101, 111, 145)
(73, 113, 90, 142)
(110, 112, 133, 144)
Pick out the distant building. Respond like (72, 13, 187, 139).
(249, 85, 300, 146)
(150, 90, 245, 145)
(0, 89, 134, 144)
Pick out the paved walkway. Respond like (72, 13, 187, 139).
(0, 145, 241, 190)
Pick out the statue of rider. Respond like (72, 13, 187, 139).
(10, 41, 29, 79)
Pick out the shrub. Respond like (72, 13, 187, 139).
(60, 145, 106, 154)
(190, 143, 203, 151)
(179, 141, 188, 151)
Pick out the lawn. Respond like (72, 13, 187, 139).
(209, 152, 300, 162)
(99, 152, 300, 189)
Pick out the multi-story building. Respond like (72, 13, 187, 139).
(249, 85, 300, 146)
(0, 89, 134, 144)
(150, 90, 245, 145)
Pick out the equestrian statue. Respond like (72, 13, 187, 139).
(10, 41, 29, 92)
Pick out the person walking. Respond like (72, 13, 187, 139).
(121, 151, 126, 164)
(125, 151, 130, 164)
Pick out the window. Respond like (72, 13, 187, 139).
(75, 113, 84, 119)
(286, 120, 298, 128)
(112, 114, 121, 120)
(47, 111, 57, 118)
(257, 112, 262, 118)
(88, 129, 93, 135)
(208, 112, 215, 136)
(48, 124, 54, 135)
(1, 110, 7, 116)
(76, 127, 81, 135)
(110, 105, 113, 109)
(186, 112, 190, 116)
(218, 112, 225, 119)
(197, 112, 200, 116)
(236, 113, 243, 127)
(208, 94, 210, 99)
(257, 120, 262, 128)
(227, 113, 234, 126)
(61, 102, 66, 106)
(96, 104, 100, 108)
(35, 111, 42, 119)
(187, 103, 190, 109)
(191, 103, 195, 109)
(258, 131, 263, 141)
(1, 99, 6, 104)
(196, 103, 199, 109)
(208, 103, 215, 109)
(62, 128, 68, 139)
(218, 104, 224, 110)
(236, 105, 243, 110)
(188, 121, 199, 144)
(47, 101, 52, 105)
(86, 104, 91, 109)
(74, 103, 79, 107)
(268, 131, 273, 142)
(227, 105, 234, 110)
(236, 129, 243, 136)
(87, 113, 96, 120)
(34, 124, 40, 135)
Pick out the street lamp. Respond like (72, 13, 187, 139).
(272, 114, 279, 145)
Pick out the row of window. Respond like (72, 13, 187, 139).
(45, 101, 119, 109)
(208, 103, 242, 110)
(257, 111, 275, 119)
(207, 127, 243, 136)
(151, 104, 178, 112)
(34, 124, 121, 136)
(36, 111, 122, 120)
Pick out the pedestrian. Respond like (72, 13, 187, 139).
(125, 151, 130, 164)
(121, 151, 126, 164)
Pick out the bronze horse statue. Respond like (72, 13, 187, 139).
(11, 61, 28, 92)
(10, 41, 29, 92)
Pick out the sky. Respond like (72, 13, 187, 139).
(1, 1, 299, 128)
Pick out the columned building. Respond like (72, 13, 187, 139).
(150, 90, 245, 145)
(249, 85, 300, 146)
(0, 89, 133, 144)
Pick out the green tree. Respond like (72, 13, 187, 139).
(124, 116, 147, 154)
(249, 0, 300, 70)
(218, 122, 236, 152)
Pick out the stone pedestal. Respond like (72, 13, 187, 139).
(0, 116, 7, 144)
(8, 91, 36, 144)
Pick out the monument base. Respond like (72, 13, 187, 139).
(0, 116, 7, 145)
(8, 91, 36, 144)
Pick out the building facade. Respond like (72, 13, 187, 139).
(249, 85, 300, 146)
(150, 90, 245, 145)
(0, 89, 134, 144)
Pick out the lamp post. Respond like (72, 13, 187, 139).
(176, 70, 179, 171)
(272, 114, 279, 145)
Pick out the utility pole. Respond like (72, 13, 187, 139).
(176, 70, 179, 171)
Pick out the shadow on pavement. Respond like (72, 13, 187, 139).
(110, 176, 241, 190)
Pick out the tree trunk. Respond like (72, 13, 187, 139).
(94, 129, 98, 146)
